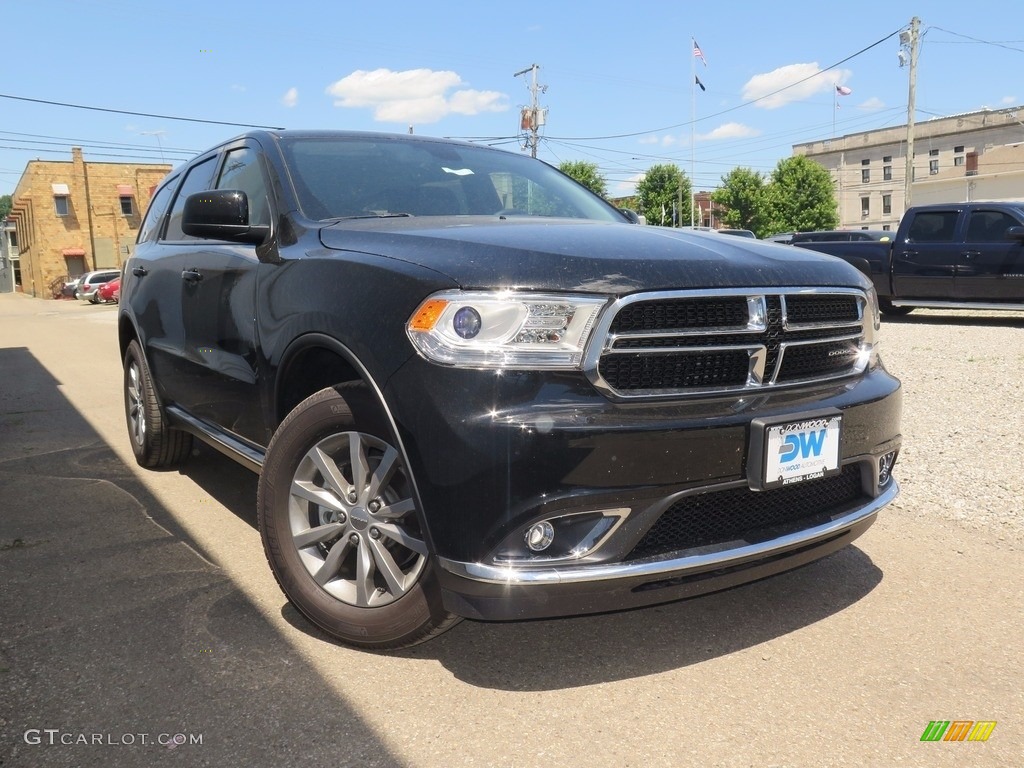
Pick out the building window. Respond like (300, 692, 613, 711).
(929, 159, 939, 175)
(954, 156, 965, 167)
(861, 159, 870, 165)
(882, 155, 892, 163)
(119, 196, 134, 216)
(882, 194, 892, 215)
(954, 145, 964, 153)
(928, 149, 939, 157)
(882, 224, 891, 231)
(883, 165, 892, 181)
(861, 198, 870, 217)
(54, 196, 69, 216)
(8, 230, 16, 248)
(862, 169, 870, 183)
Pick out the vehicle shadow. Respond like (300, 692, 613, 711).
(0, 346, 401, 767)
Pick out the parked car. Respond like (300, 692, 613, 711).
(764, 232, 795, 244)
(96, 277, 121, 304)
(790, 230, 892, 244)
(119, 130, 902, 649)
(718, 228, 757, 238)
(791, 204, 1024, 315)
(61, 276, 84, 298)
(74, 270, 121, 303)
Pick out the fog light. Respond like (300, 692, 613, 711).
(878, 450, 897, 486)
(525, 521, 555, 552)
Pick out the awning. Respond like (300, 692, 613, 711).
(62, 248, 86, 257)
(52, 183, 70, 195)
(116, 184, 134, 196)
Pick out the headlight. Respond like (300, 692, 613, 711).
(407, 291, 607, 369)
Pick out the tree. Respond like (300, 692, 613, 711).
(711, 168, 768, 236)
(762, 156, 838, 234)
(0, 195, 11, 221)
(635, 164, 694, 227)
(558, 161, 607, 198)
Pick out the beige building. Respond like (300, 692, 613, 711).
(9, 148, 170, 297)
(794, 107, 1024, 231)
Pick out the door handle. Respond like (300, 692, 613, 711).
(896, 250, 916, 260)
(962, 250, 980, 261)
(181, 268, 203, 283)
(132, 266, 148, 277)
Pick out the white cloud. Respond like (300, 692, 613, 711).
(613, 173, 645, 196)
(697, 122, 761, 141)
(1001, 95, 1018, 105)
(742, 63, 851, 109)
(282, 87, 298, 108)
(637, 135, 660, 145)
(858, 97, 885, 111)
(325, 68, 509, 123)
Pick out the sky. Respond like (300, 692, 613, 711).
(2, 0, 1023, 201)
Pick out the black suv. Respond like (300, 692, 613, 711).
(119, 131, 902, 649)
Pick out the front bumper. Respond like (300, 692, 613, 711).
(436, 481, 894, 620)
(385, 357, 901, 621)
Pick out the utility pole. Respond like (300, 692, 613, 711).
(901, 17, 921, 213)
(515, 64, 546, 158)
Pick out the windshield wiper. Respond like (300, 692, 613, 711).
(324, 212, 414, 222)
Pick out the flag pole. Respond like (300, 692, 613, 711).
(690, 37, 696, 227)
(833, 82, 837, 137)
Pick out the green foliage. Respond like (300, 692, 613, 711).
(558, 161, 608, 198)
(711, 168, 768, 236)
(709, 156, 838, 237)
(635, 164, 695, 227)
(763, 155, 838, 234)
(0, 195, 11, 220)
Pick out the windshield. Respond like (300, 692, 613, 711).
(278, 135, 624, 223)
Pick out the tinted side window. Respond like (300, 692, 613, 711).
(907, 211, 959, 243)
(216, 147, 270, 227)
(164, 157, 219, 241)
(137, 179, 177, 244)
(965, 210, 1019, 243)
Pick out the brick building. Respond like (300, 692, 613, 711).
(9, 148, 170, 297)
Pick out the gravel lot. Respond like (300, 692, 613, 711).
(879, 309, 1024, 546)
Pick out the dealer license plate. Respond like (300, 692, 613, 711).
(762, 415, 842, 490)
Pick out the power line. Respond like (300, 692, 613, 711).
(0, 92, 285, 130)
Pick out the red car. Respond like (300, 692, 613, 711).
(96, 277, 121, 304)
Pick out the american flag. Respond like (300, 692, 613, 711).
(693, 40, 708, 67)
(835, 85, 852, 96)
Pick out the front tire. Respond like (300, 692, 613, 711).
(257, 385, 459, 649)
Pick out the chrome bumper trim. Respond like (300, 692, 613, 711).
(438, 481, 898, 586)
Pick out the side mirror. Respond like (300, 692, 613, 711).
(182, 190, 270, 244)
(619, 208, 642, 225)
(1006, 225, 1024, 242)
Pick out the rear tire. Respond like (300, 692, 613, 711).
(257, 384, 459, 649)
(123, 340, 193, 468)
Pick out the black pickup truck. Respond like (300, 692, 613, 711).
(119, 130, 902, 649)
(792, 202, 1024, 315)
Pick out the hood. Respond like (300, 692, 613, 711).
(318, 217, 870, 295)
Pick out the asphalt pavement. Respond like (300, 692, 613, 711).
(0, 292, 1021, 768)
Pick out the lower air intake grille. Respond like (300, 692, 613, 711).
(626, 465, 866, 561)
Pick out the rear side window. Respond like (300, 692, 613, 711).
(907, 211, 958, 243)
(163, 157, 219, 241)
(137, 179, 177, 244)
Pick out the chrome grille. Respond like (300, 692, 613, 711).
(590, 289, 869, 397)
